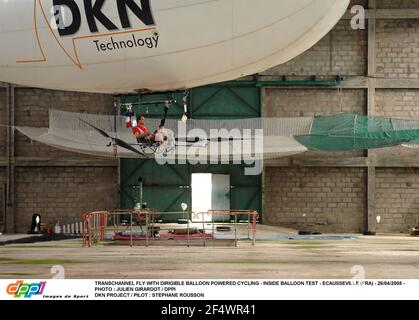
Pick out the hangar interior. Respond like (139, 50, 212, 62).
(2, 0, 419, 235)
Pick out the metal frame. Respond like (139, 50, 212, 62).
(82, 209, 259, 248)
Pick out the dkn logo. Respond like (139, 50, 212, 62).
(53, 0, 155, 36)
(6, 281, 46, 298)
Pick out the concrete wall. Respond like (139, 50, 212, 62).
(265, 168, 366, 233)
(0, 88, 6, 158)
(263, 89, 367, 232)
(376, 168, 419, 232)
(367, 2, 419, 233)
(374, 89, 419, 158)
(371, 89, 419, 232)
(0, 168, 5, 231)
(263, 0, 419, 233)
(263, 20, 367, 77)
(263, 16, 368, 232)
(14, 88, 114, 159)
(377, 0, 419, 9)
(3, 87, 119, 233)
(263, 88, 366, 159)
(0, 87, 7, 231)
(376, 20, 419, 79)
(15, 167, 118, 232)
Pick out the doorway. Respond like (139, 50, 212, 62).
(192, 173, 230, 222)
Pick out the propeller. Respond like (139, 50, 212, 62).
(79, 118, 148, 157)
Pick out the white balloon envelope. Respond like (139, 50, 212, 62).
(0, 0, 349, 93)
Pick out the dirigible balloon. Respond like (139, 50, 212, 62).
(0, 0, 349, 93)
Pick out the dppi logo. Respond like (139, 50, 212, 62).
(54, 0, 155, 36)
(6, 281, 46, 298)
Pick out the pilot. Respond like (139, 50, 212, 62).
(133, 115, 165, 143)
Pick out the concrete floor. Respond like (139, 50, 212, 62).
(0, 234, 43, 242)
(0, 225, 418, 279)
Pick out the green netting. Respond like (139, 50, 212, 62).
(294, 113, 419, 152)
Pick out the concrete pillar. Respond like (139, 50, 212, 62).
(365, 0, 377, 234)
(5, 84, 15, 234)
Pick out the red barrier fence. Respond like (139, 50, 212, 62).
(81, 209, 259, 247)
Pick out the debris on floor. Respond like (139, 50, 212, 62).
(410, 228, 419, 237)
(0, 234, 81, 246)
(298, 231, 322, 236)
(216, 226, 231, 232)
